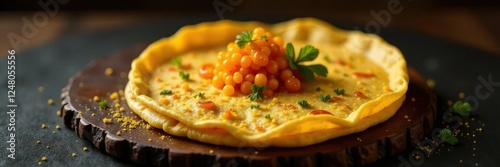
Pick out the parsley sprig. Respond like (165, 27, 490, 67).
(320, 94, 331, 102)
(179, 71, 190, 80)
(250, 104, 260, 109)
(160, 90, 173, 95)
(98, 100, 109, 109)
(248, 84, 267, 101)
(236, 31, 269, 48)
(193, 93, 205, 99)
(452, 100, 472, 117)
(439, 128, 458, 145)
(333, 88, 345, 95)
(285, 43, 328, 81)
(297, 100, 310, 107)
(170, 57, 182, 67)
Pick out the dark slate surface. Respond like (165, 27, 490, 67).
(1, 15, 499, 167)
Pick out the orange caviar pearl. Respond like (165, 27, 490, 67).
(240, 81, 253, 95)
(275, 56, 288, 70)
(225, 76, 236, 86)
(265, 60, 278, 74)
(239, 67, 250, 76)
(222, 59, 237, 72)
(269, 43, 280, 57)
(284, 77, 301, 92)
(251, 52, 269, 66)
(261, 47, 271, 56)
(250, 63, 262, 71)
(253, 27, 265, 39)
(217, 52, 226, 63)
(280, 69, 293, 81)
(222, 85, 235, 96)
(244, 74, 255, 82)
(273, 36, 284, 46)
(267, 78, 279, 90)
(254, 73, 267, 86)
(233, 72, 243, 84)
(227, 42, 239, 53)
(212, 76, 225, 89)
(230, 52, 242, 65)
(263, 89, 274, 97)
(240, 56, 252, 68)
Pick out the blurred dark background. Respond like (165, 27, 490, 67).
(1, 0, 499, 55)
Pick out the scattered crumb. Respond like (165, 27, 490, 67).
(411, 98, 416, 102)
(71, 153, 77, 157)
(93, 96, 99, 102)
(38, 86, 44, 93)
(41, 124, 46, 129)
(110, 92, 119, 100)
(404, 115, 409, 119)
(426, 79, 435, 88)
(46, 146, 50, 149)
(459, 92, 465, 99)
(254, 151, 259, 155)
(91, 113, 96, 117)
(55, 125, 60, 130)
(83, 147, 89, 151)
(105, 67, 114, 76)
(36, 140, 41, 144)
(38, 162, 42, 165)
(102, 118, 112, 124)
(148, 138, 152, 142)
(209, 150, 214, 154)
(357, 137, 362, 141)
(47, 99, 54, 105)
(41, 156, 47, 161)
(56, 110, 61, 116)
(116, 131, 122, 136)
(146, 124, 152, 130)
(52, 131, 56, 134)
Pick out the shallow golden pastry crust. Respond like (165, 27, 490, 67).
(125, 18, 408, 147)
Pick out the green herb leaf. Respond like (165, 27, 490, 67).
(297, 100, 310, 107)
(320, 94, 331, 102)
(452, 100, 472, 117)
(99, 100, 109, 109)
(160, 90, 173, 95)
(333, 88, 345, 95)
(264, 114, 271, 119)
(296, 45, 319, 63)
(179, 71, 190, 80)
(248, 84, 268, 101)
(250, 104, 260, 109)
(285, 43, 328, 81)
(193, 93, 205, 99)
(236, 31, 253, 48)
(439, 128, 458, 145)
(170, 57, 182, 67)
(285, 43, 297, 70)
(260, 34, 268, 41)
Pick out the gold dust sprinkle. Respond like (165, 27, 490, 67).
(55, 125, 61, 130)
(426, 79, 435, 88)
(105, 67, 114, 76)
(209, 150, 214, 154)
(41, 156, 47, 161)
(71, 153, 77, 157)
(148, 138, 152, 142)
(46, 146, 50, 149)
(38, 86, 44, 93)
(41, 124, 46, 129)
(93, 96, 100, 102)
(459, 92, 465, 99)
(56, 110, 61, 116)
(102, 118, 112, 124)
(47, 99, 54, 105)
(36, 140, 41, 144)
(83, 147, 89, 151)
(38, 162, 42, 165)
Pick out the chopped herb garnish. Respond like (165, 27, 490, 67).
(98, 100, 109, 109)
(260, 34, 268, 41)
(316, 87, 321, 92)
(235, 31, 268, 48)
(250, 104, 260, 109)
(320, 94, 331, 102)
(160, 90, 173, 95)
(236, 31, 253, 48)
(170, 57, 182, 67)
(297, 100, 310, 107)
(333, 88, 345, 95)
(264, 114, 271, 119)
(452, 100, 472, 117)
(439, 128, 458, 145)
(285, 43, 328, 81)
(248, 84, 267, 101)
(323, 55, 331, 62)
(179, 71, 190, 80)
(193, 93, 205, 99)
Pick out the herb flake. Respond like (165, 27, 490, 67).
(193, 93, 205, 99)
(297, 100, 310, 107)
(284, 43, 328, 81)
(320, 94, 331, 102)
(333, 88, 345, 95)
(248, 84, 267, 101)
(99, 100, 109, 109)
(452, 100, 472, 117)
(439, 128, 458, 145)
(160, 90, 173, 95)
(179, 71, 190, 80)
(264, 114, 271, 119)
(250, 104, 260, 109)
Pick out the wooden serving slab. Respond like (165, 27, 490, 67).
(60, 44, 436, 167)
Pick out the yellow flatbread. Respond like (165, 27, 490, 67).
(125, 18, 408, 147)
